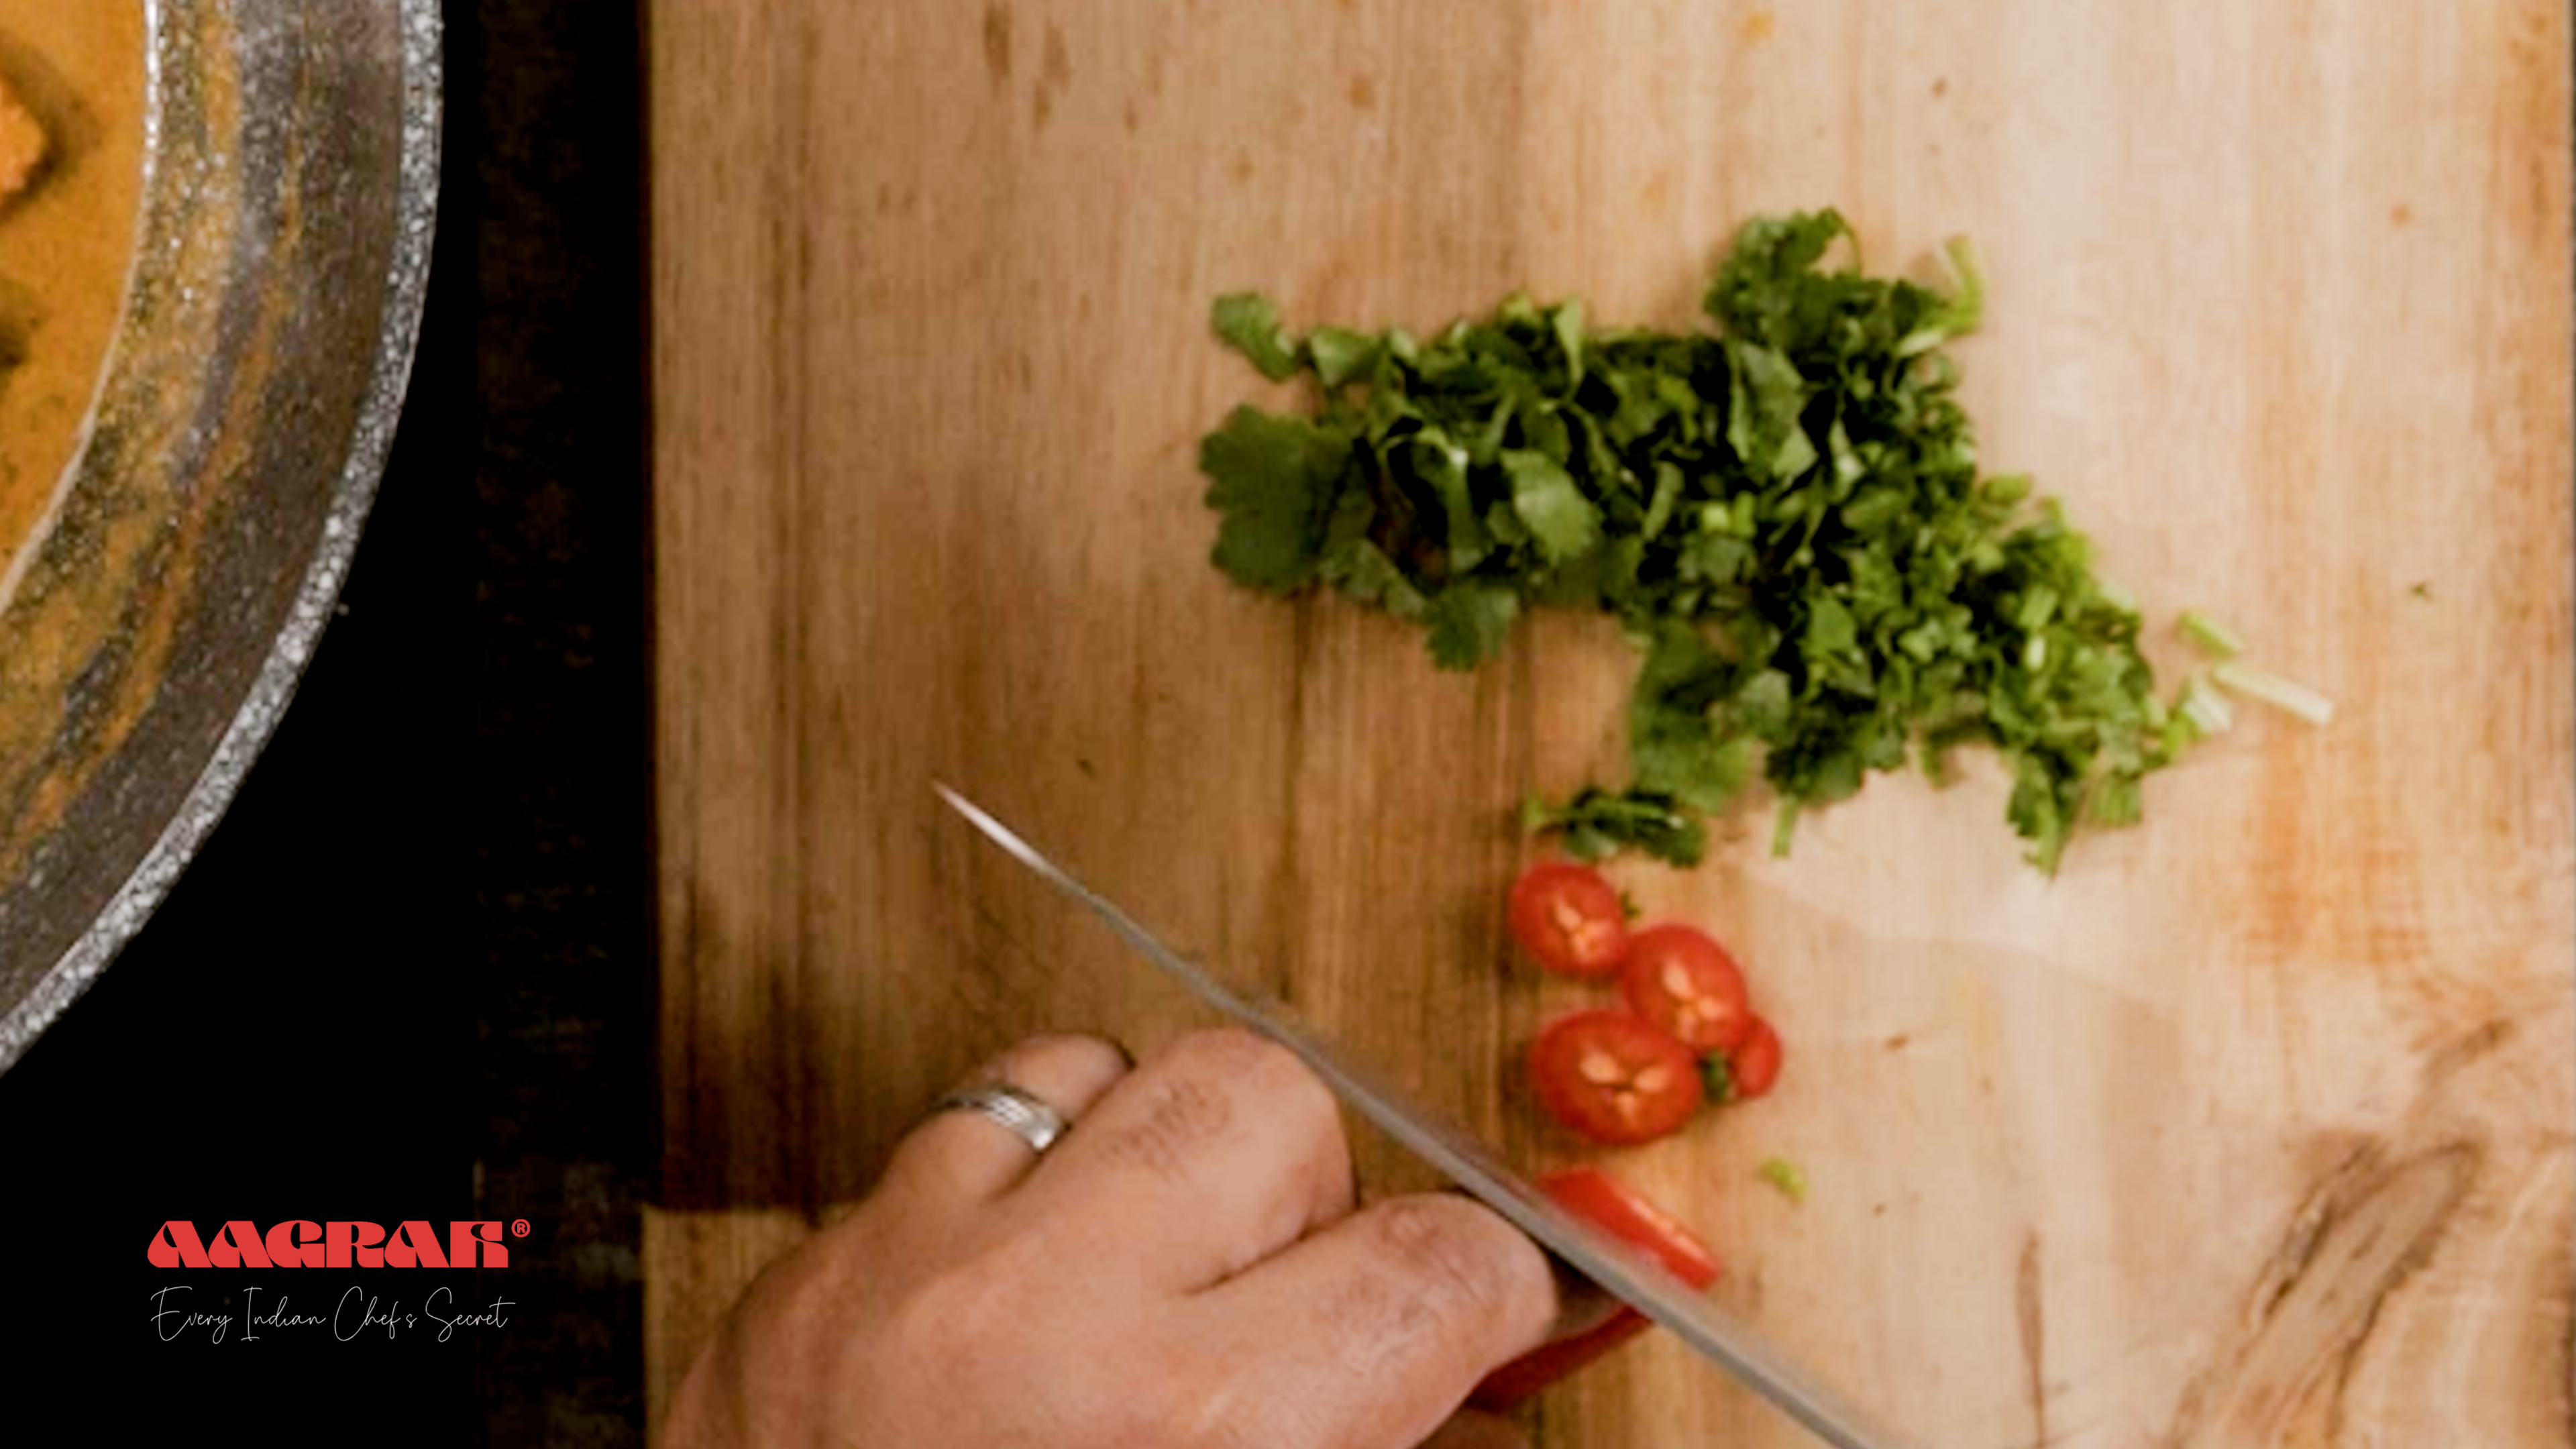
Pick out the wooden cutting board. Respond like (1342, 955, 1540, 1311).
(645, 2, 2575, 1443)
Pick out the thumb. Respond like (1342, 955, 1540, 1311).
(1418, 1411, 1531, 1449)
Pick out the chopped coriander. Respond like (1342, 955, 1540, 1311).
(1521, 787, 1709, 867)
(2178, 674, 2234, 736)
(1210, 292, 1301, 381)
(1423, 582, 1521, 670)
(1202, 211, 2194, 872)
(1306, 326, 1381, 389)
(1198, 406, 1347, 591)
(2211, 660, 2336, 727)
(1758, 1158, 1809, 1203)
(2177, 610, 2245, 659)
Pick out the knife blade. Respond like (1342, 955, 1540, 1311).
(935, 783, 1923, 1449)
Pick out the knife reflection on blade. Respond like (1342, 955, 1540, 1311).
(934, 783, 1924, 1449)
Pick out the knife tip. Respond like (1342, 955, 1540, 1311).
(931, 780, 1008, 840)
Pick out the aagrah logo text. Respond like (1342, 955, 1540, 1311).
(148, 1220, 512, 1270)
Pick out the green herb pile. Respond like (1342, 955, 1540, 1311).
(1198, 210, 2199, 873)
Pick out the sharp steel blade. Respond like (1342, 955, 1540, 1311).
(936, 784, 1925, 1449)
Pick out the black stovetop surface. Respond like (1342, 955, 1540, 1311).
(0, 5, 650, 1443)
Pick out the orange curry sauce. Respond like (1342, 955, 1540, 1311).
(0, 5, 146, 586)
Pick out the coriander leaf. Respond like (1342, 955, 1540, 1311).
(1841, 486, 1908, 533)
(1519, 396, 1574, 464)
(2004, 754, 2069, 873)
(1524, 786, 1708, 867)
(1501, 449, 1602, 565)
(1424, 582, 1520, 671)
(1212, 292, 1302, 381)
(1896, 235, 1986, 357)
(1629, 622, 1752, 812)
(1551, 299, 1587, 388)
(1803, 594, 1859, 659)
(1308, 325, 1380, 389)
(1827, 417, 1868, 492)
(1323, 538, 1428, 621)
(1731, 668, 1794, 739)
(1725, 338, 1813, 480)
(1199, 405, 1350, 592)
(1773, 413, 1819, 481)
(2088, 773, 2144, 826)
(1705, 209, 1855, 344)
(1642, 461, 1684, 541)
(1679, 532, 1753, 587)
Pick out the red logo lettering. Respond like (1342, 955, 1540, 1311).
(207, 1220, 274, 1269)
(264, 1220, 325, 1269)
(148, 1220, 210, 1270)
(326, 1221, 388, 1269)
(384, 1220, 449, 1269)
(148, 1220, 511, 1267)
(449, 1220, 508, 1269)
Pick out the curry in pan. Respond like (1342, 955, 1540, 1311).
(0, 5, 144, 588)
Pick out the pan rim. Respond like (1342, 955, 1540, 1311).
(0, 0, 443, 1074)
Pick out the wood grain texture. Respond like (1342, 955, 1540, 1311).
(647, 2, 2575, 1443)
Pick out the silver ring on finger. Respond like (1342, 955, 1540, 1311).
(930, 1082, 1071, 1155)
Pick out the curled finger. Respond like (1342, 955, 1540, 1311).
(1181, 1193, 1560, 1449)
(879, 1033, 1133, 1208)
(1008, 1027, 1357, 1291)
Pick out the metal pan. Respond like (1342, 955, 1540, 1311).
(0, 0, 439, 1071)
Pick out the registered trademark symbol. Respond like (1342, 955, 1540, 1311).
(511, 1219, 531, 1238)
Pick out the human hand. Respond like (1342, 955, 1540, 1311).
(664, 1028, 1571, 1449)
